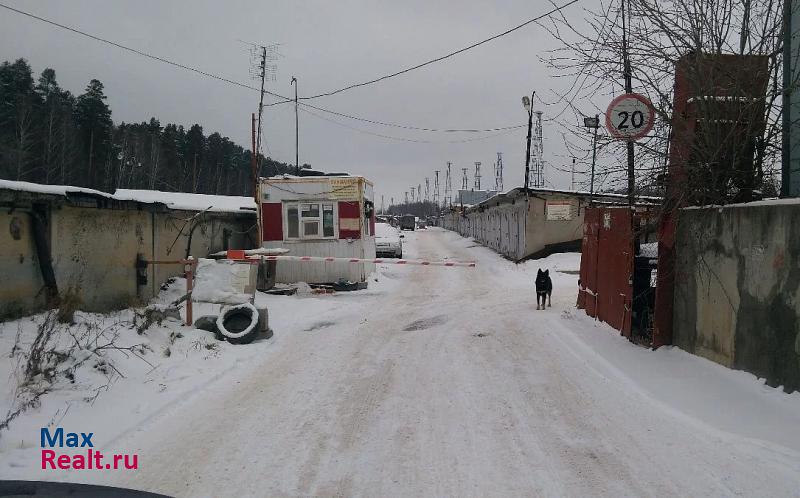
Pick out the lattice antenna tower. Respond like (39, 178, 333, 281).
(417, 184, 422, 202)
(530, 111, 545, 188)
(410, 187, 416, 203)
(404, 191, 409, 204)
(461, 168, 469, 190)
(424, 178, 430, 201)
(433, 170, 440, 205)
(474, 162, 481, 190)
(495, 152, 504, 192)
(444, 163, 453, 207)
(247, 43, 280, 164)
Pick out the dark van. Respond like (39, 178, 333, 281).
(400, 214, 416, 231)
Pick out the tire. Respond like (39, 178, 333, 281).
(216, 303, 260, 345)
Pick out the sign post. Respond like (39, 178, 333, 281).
(605, 93, 655, 141)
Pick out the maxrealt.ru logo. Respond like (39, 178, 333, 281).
(40, 427, 138, 470)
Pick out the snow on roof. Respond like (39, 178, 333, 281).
(0, 179, 256, 214)
(0, 179, 109, 198)
(114, 189, 256, 213)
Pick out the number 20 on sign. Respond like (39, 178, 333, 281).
(605, 93, 655, 141)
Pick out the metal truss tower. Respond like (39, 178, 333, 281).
(433, 170, 440, 205)
(530, 111, 545, 188)
(474, 162, 482, 190)
(444, 162, 453, 207)
(424, 178, 430, 202)
(495, 152, 504, 192)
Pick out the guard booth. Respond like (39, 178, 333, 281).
(258, 175, 376, 284)
(577, 205, 658, 344)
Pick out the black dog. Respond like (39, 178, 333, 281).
(535, 269, 552, 310)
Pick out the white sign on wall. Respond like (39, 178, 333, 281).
(546, 200, 576, 221)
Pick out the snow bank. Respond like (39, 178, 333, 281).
(0, 275, 371, 478)
(192, 259, 255, 304)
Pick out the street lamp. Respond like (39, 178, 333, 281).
(522, 92, 535, 190)
(583, 114, 600, 204)
(290, 76, 299, 175)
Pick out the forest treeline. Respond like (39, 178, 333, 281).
(0, 58, 302, 196)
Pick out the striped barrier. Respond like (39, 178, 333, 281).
(251, 254, 476, 268)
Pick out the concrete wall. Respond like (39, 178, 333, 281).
(441, 193, 585, 261)
(673, 202, 800, 392)
(0, 198, 256, 318)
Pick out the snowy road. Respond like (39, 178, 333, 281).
(42, 228, 800, 496)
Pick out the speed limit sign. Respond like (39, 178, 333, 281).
(605, 93, 655, 140)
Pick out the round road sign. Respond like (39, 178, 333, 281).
(605, 93, 655, 140)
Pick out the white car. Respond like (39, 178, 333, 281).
(375, 222, 403, 258)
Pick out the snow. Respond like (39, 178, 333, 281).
(192, 259, 255, 305)
(1, 228, 799, 496)
(0, 179, 111, 198)
(0, 180, 256, 214)
(113, 189, 256, 213)
(682, 197, 800, 210)
(638, 241, 658, 257)
(216, 303, 259, 339)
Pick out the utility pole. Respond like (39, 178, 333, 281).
(291, 76, 299, 174)
(250, 113, 257, 200)
(583, 114, 600, 202)
(571, 158, 575, 191)
(474, 162, 481, 190)
(522, 92, 535, 190)
(255, 46, 267, 180)
(380, 194, 384, 214)
(621, 0, 635, 206)
(248, 43, 277, 181)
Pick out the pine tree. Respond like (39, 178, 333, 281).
(74, 79, 112, 188)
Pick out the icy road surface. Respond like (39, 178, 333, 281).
(12, 228, 800, 497)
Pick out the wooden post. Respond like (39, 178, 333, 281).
(185, 259, 195, 326)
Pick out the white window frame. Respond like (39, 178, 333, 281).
(284, 201, 338, 240)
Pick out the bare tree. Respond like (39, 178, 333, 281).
(538, 0, 788, 202)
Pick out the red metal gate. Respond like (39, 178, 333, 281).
(578, 207, 633, 337)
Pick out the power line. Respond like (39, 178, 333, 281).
(0, 2, 291, 100)
(298, 0, 581, 100)
(299, 107, 522, 144)
(298, 101, 526, 133)
(0, 2, 531, 137)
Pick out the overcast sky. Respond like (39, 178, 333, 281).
(0, 0, 612, 205)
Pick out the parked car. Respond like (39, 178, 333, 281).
(400, 214, 416, 231)
(375, 222, 403, 258)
